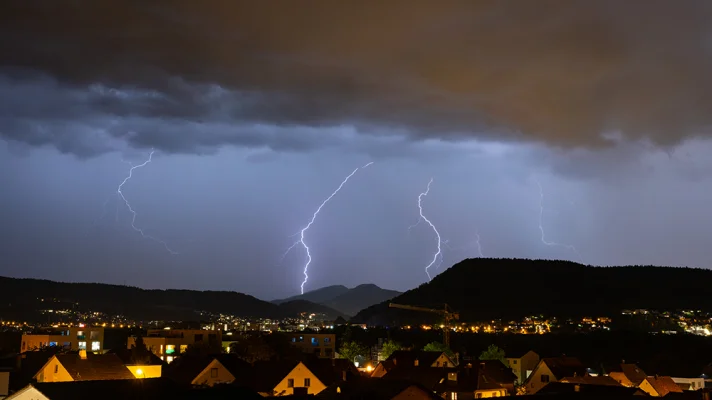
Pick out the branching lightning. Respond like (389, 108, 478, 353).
(117, 150, 178, 255)
(536, 179, 582, 263)
(411, 178, 442, 281)
(285, 162, 374, 294)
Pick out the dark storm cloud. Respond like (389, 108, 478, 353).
(2, 0, 712, 154)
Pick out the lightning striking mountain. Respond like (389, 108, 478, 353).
(116, 150, 178, 255)
(410, 178, 442, 281)
(536, 179, 582, 263)
(284, 162, 374, 294)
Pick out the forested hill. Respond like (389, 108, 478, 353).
(0, 276, 341, 321)
(351, 258, 712, 326)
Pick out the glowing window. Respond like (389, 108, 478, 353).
(180, 345, 188, 353)
(78, 342, 86, 350)
(166, 356, 174, 363)
(165, 345, 175, 354)
(91, 341, 100, 351)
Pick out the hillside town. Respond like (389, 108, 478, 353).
(0, 321, 709, 399)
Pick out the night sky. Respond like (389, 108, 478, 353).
(2, 1, 712, 300)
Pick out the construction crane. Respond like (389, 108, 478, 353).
(389, 303, 459, 347)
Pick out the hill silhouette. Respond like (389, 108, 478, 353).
(0, 276, 338, 322)
(277, 300, 348, 320)
(351, 258, 712, 325)
(273, 284, 401, 316)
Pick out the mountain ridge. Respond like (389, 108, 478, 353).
(351, 258, 712, 326)
(273, 283, 402, 316)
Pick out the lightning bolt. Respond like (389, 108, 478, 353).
(473, 231, 484, 258)
(285, 162, 374, 294)
(411, 178, 442, 281)
(116, 150, 178, 255)
(536, 179, 582, 263)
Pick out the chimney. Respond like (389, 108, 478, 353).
(342, 370, 347, 381)
(79, 350, 87, 360)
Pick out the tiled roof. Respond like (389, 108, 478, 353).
(542, 357, 587, 380)
(386, 350, 448, 367)
(617, 364, 648, 386)
(317, 377, 441, 400)
(232, 360, 301, 393)
(433, 367, 505, 393)
(163, 354, 219, 384)
(560, 375, 622, 386)
(382, 365, 450, 390)
(304, 358, 359, 386)
(537, 382, 644, 396)
(643, 376, 684, 396)
(106, 348, 164, 366)
(54, 353, 136, 381)
(476, 360, 518, 384)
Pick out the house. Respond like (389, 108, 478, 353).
(6, 377, 265, 400)
(505, 350, 539, 384)
(21, 326, 104, 353)
(672, 377, 706, 391)
(127, 329, 222, 364)
(33, 351, 135, 382)
(639, 376, 684, 397)
(477, 360, 518, 394)
(285, 333, 336, 359)
(523, 356, 587, 394)
(163, 354, 249, 386)
(318, 377, 441, 400)
(536, 382, 646, 396)
(235, 358, 358, 396)
(609, 364, 648, 387)
(434, 365, 509, 399)
(371, 350, 456, 378)
(106, 348, 165, 378)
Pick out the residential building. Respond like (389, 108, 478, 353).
(672, 376, 706, 391)
(285, 333, 335, 359)
(505, 350, 539, 384)
(523, 356, 588, 394)
(371, 350, 456, 378)
(106, 348, 164, 378)
(126, 329, 221, 363)
(235, 358, 358, 397)
(639, 376, 684, 396)
(21, 326, 104, 353)
(559, 375, 622, 386)
(435, 365, 509, 399)
(33, 351, 135, 383)
(536, 382, 645, 396)
(477, 360, 518, 395)
(0, 371, 8, 399)
(608, 364, 648, 387)
(318, 378, 441, 399)
(164, 354, 248, 386)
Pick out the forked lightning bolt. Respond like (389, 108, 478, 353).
(117, 150, 178, 255)
(536, 180, 582, 263)
(410, 178, 442, 281)
(285, 162, 374, 294)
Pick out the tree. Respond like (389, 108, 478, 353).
(380, 340, 402, 360)
(228, 335, 276, 363)
(129, 336, 151, 365)
(479, 344, 507, 365)
(338, 341, 369, 364)
(184, 340, 222, 356)
(423, 341, 454, 358)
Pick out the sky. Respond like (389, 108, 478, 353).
(2, 1, 712, 300)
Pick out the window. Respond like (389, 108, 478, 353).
(194, 334, 203, 341)
(541, 374, 550, 383)
(78, 341, 86, 350)
(166, 356, 174, 363)
(288, 379, 294, 388)
(165, 345, 175, 354)
(91, 341, 100, 351)
(451, 393, 458, 400)
(160, 345, 164, 354)
(311, 337, 319, 346)
(49, 341, 57, 347)
(77, 331, 85, 340)
(304, 378, 311, 387)
(54, 365, 58, 374)
(324, 337, 331, 343)
(90, 331, 100, 340)
(210, 368, 218, 378)
(436, 361, 440, 367)
(512, 360, 518, 364)
(180, 345, 188, 353)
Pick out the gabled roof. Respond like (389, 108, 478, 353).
(37, 353, 135, 381)
(232, 360, 302, 393)
(317, 377, 441, 400)
(386, 350, 449, 367)
(541, 357, 587, 380)
(609, 364, 647, 386)
(304, 358, 359, 386)
(433, 367, 505, 393)
(106, 348, 164, 366)
(537, 382, 644, 396)
(164, 354, 227, 384)
(560, 375, 621, 386)
(476, 360, 518, 384)
(506, 350, 538, 359)
(642, 376, 684, 396)
(381, 365, 451, 390)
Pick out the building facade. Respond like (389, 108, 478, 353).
(21, 326, 105, 353)
(127, 329, 222, 363)
(285, 333, 335, 359)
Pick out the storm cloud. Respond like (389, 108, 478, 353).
(2, 0, 712, 155)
